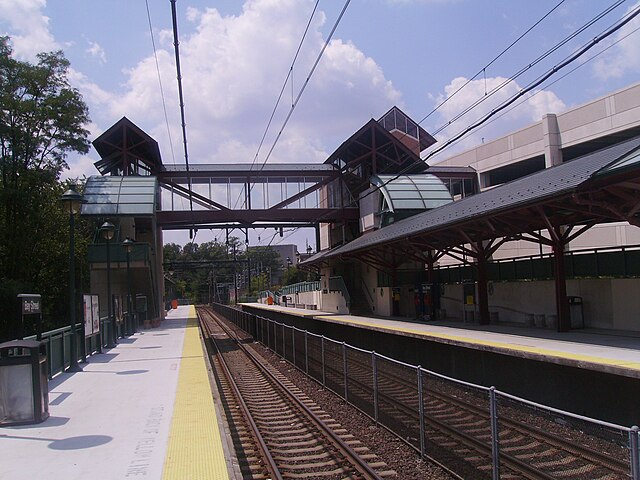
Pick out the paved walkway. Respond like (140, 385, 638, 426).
(0, 306, 235, 480)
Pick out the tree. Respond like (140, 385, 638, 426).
(0, 37, 91, 340)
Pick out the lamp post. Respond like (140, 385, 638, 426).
(61, 186, 84, 373)
(122, 237, 135, 335)
(100, 221, 116, 348)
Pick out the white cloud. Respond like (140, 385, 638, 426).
(85, 39, 106, 64)
(88, 0, 401, 166)
(0, 0, 57, 59)
(592, 2, 640, 81)
(425, 76, 566, 160)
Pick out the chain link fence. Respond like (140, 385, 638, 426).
(212, 303, 639, 479)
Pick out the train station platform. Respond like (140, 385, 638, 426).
(0, 306, 237, 480)
(241, 303, 640, 379)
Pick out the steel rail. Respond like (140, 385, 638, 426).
(200, 307, 386, 480)
(198, 310, 282, 480)
(326, 352, 629, 478)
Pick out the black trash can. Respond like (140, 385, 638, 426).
(0, 340, 49, 426)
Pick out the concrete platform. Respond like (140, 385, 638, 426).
(242, 303, 640, 378)
(0, 306, 236, 480)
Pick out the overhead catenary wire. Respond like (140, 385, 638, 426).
(254, 0, 352, 171)
(232, 0, 321, 210)
(232, 0, 352, 243)
(270, 0, 582, 247)
(424, 3, 640, 162)
(428, 0, 627, 137)
(420, 0, 569, 124)
(274, 2, 640, 247)
(428, 23, 640, 162)
(145, 0, 176, 165)
(352, 2, 640, 213)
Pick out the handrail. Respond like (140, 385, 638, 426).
(22, 314, 130, 379)
(328, 276, 351, 306)
(360, 278, 375, 308)
(438, 243, 640, 269)
(280, 281, 321, 295)
(436, 243, 640, 283)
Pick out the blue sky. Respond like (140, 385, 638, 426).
(1, 0, 639, 249)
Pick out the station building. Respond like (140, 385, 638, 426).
(81, 81, 640, 336)
(301, 82, 640, 334)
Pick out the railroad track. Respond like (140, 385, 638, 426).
(321, 347, 630, 479)
(198, 306, 396, 480)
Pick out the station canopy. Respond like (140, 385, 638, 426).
(371, 174, 453, 212)
(82, 176, 157, 216)
(304, 135, 640, 264)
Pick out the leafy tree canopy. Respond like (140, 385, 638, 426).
(0, 37, 91, 340)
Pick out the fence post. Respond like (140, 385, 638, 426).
(489, 386, 500, 480)
(304, 331, 309, 374)
(292, 326, 296, 366)
(321, 336, 326, 387)
(418, 366, 425, 458)
(343, 341, 348, 402)
(372, 352, 378, 424)
(267, 319, 271, 350)
(61, 332, 66, 371)
(282, 323, 285, 357)
(631, 425, 639, 480)
(45, 339, 52, 378)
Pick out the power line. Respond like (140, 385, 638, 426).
(254, 0, 352, 171)
(425, 3, 640, 162)
(145, 0, 176, 165)
(233, 0, 321, 210)
(420, 0, 568, 124)
(429, 0, 627, 137)
(275, 2, 640, 248)
(428, 23, 640, 161)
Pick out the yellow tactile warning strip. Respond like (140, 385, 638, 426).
(162, 305, 230, 480)
(319, 315, 640, 374)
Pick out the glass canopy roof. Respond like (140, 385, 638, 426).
(595, 146, 640, 176)
(371, 174, 453, 212)
(82, 175, 157, 216)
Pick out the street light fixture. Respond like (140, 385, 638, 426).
(122, 237, 135, 335)
(60, 186, 84, 373)
(100, 221, 116, 348)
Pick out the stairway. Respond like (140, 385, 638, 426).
(348, 283, 372, 316)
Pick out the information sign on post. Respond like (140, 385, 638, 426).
(82, 294, 100, 337)
(17, 294, 42, 340)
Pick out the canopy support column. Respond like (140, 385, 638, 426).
(475, 243, 491, 325)
(552, 239, 570, 332)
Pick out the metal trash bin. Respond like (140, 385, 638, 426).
(568, 296, 584, 329)
(0, 340, 49, 426)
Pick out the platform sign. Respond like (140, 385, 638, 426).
(91, 296, 100, 334)
(114, 295, 123, 324)
(18, 294, 41, 314)
(83, 294, 100, 337)
(17, 293, 42, 339)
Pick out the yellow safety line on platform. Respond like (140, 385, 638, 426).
(320, 315, 640, 372)
(162, 306, 230, 480)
